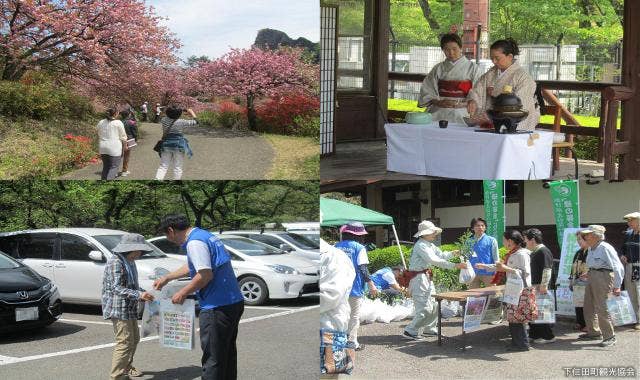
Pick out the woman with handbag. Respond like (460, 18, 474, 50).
(476, 229, 536, 351)
(155, 106, 197, 180)
(97, 108, 127, 180)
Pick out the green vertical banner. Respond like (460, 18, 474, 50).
(483, 180, 505, 247)
(549, 180, 581, 249)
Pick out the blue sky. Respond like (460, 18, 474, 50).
(148, 0, 320, 61)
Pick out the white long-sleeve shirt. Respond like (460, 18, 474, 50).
(97, 119, 126, 156)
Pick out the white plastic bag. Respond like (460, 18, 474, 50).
(607, 291, 638, 326)
(441, 300, 459, 319)
(141, 289, 161, 338)
(503, 273, 524, 306)
(532, 291, 556, 324)
(459, 261, 476, 285)
(358, 298, 377, 324)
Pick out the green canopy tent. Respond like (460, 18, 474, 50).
(320, 197, 407, 268)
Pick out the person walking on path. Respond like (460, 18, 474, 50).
(620, 212, 640, 330)
(97, 108, 127, 180)
(467, 217, 500, 289)
(334, 222, 378, 351)
(102, 233, 155, 380)
(153, 214, 244, 380)
(154, 103, 163, 123)
(141, 102, 148, 122)
(570, 231, 590, 332)
(120, 110, 138, 177)
(403, 220, 465, 340)
(524, 228, 556, 344)
(578, 225, 625, 347)
(155, 106, 198, 180)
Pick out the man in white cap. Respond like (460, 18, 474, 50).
(403, 221, 466, 340)
(102, 233, 155, 380)
(334, 221, 378, 351)
(578, 225, 625, 347)
(621, 212, 640, 330)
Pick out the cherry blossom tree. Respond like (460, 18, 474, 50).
(0, 0, 179, 81)
(195, 47, 319, 131)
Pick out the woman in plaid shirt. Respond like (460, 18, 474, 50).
(102, 233, 155, 380)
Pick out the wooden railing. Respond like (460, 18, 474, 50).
(388, 72, 632, 178)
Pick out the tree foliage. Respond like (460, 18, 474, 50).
(0, 181, 319, 237)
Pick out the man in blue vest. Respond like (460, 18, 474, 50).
(334, 221, 378, 351)
(153, 214, 244, 380)
(370, 266, 406, 296)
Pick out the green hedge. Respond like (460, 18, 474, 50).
(0, 80, 94, 121)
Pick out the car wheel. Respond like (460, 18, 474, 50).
(239, 276, 268, 306)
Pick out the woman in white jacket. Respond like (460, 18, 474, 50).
(96, 108, 127, 180)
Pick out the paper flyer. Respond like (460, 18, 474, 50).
(463, 296, 487, 332)
(160, 298, 196, 350)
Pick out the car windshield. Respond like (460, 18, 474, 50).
(220, 237, 284, 256)
(0, 251, 20, 269)
(277, 232, 319, 249)
(93, 235, 166, 258)
(292, 232, 320, 245)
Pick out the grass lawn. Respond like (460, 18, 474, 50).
(263, 134, 319, 180)
(388, 98, 620, 128)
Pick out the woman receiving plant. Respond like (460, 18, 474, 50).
(418, 33, 482, 124)
(476, 230, 535, 351)
(402, 220, 466, 340)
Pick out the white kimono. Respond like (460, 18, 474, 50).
(418, 56, 482, 124)
(468, 61, 540, 131)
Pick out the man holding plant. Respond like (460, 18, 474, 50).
(403, 221, 466, 340)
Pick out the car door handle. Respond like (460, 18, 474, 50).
(54, 264, 66, 268)
(41, 263, 53, 268)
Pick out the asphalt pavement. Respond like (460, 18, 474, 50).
(332, 316, 640, 379)
(0, 296, 318, 380)
(59, 122, 274, 180)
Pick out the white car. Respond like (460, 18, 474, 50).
(0, 228, 190, 305)
(220, 230, 320, 263)
(148, 235, 319, 306)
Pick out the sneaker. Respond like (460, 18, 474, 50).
(634, 324, 640, 331)
(533, 337, 556, 344)
(127, 367, 143, 377)
(355, 344, 365, 351)
(403, 331, 424, 341)
(121, 171, 130, 177)
(578, 333, 602, 340)
(599, 336, 616, 347)
(506, 345, 530, 352)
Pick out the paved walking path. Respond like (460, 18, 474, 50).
(60, 122, 274, 180)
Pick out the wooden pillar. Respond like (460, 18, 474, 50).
(621, 0, 640, 178)
(373, 0, 389, 138)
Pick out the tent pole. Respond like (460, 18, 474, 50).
(391, 224, 406, 269)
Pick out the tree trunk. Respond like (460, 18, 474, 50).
(417, 0, 441, 31)
(246, 94, 257, 131)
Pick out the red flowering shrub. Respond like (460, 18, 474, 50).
(217, 101, 246, 128)
(255, 93, 320, 135)
(63, 133, 96, 168)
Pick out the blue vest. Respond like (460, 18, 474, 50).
(370, 267, 393, 290)
(469, 234, 498, 276)
(184, 228, 243, 309)
(334, 240, 366, 297)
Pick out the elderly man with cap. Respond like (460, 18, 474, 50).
(102, 233, 155, 380)
(621, 212, 640, 330)
(578, 225, 625, 347)
(334, 221, 378, 351)
(403, 221, 466, 340)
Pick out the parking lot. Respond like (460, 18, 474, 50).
(0, 295, 319, 379)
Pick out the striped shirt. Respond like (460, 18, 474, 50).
(101, 254, 142, 320)
(160, 116, 197, 136)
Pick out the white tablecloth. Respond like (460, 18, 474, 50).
(385, 123, 554, 179)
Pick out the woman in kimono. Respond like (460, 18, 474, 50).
(467, 39, 540, 131)
(418, 33, 482, 124)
